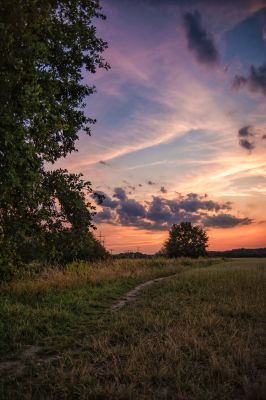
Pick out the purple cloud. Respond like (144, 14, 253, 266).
(94, 190, 251, 230)
(183, 11, 219, 66)
(233, 63, 266, 96)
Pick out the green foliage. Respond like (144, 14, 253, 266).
(15, 169, 109, 264)
(0, 0, 109, 277)
(164, 222, 208, 258)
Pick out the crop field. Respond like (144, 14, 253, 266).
(0, 258, 266, 399)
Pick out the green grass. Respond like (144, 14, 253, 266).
(0, 258, 266, 399)
(0, 258, 191, 356)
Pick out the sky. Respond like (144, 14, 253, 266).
(57, 0, 266, 253)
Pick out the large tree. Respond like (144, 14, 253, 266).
(0, 0, 109, 276)
(164, 222, 208, 258)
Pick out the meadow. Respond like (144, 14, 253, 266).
(0, 258, 265, 399)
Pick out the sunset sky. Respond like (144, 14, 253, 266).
(57, 0, 266, 253)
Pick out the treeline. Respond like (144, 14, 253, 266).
(114, 252, 152, 259)
(114, 247, 266, 259)
(208, 248, 266, 258)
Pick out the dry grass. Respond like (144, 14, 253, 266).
(0, 257, 197, 358)
(1, 258, 266, 399)
(1, 258, 191, 295)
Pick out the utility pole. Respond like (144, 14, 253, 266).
(98, 231, 105, 246)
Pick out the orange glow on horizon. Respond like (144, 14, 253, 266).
(95, 222, 266, 254)
(208, 224, 266, 251)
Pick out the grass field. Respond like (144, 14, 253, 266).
(0, 258, 265, 399)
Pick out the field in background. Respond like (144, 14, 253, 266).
(0, 258, 266, 399)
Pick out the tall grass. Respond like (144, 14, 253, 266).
(1, 258, 265, 399)
(0, 257, 201, 357)
(1, 257, 206, 295)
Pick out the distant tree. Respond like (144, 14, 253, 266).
(164, 222, 208, 258)
(0, 0, 109, 277)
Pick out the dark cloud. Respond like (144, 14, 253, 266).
(237, 125, 266, 151)
(183, 10, 219, 66)
(239, 138, 255, 151)
(138, 184, 143, 187)
(113, 187, 127, 201)
(117, 199, 146, 227)
(93, 191, 119, 209)
(160, 186, 167, 193)
(146, 196, 174, 224)
(203, 214, 252, 228)
(233, 63, 266, 96)
(93, 209, 116, 224)
(239, 126, 253, 137)
(147, 180, 156, 185)
(119, 199, 146, 218)
(178, 195, 231, 213)
(94, 189, 251, 231)
(238, 125, 255, 151)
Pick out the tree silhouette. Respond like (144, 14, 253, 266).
(164, 222, 208, 258)
(0, 0, 109, 276)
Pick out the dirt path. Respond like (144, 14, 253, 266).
(0, 273, 177, 375)
(111, 273, 177, 310)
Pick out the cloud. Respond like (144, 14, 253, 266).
(117, 199, 146, 227)
(239, 126, 253, 137)
(239, 138, 255, 151)
(94, 189, 251, 230)
(160, 186, 167, 193)
(183, 10, 219, 66)
(93, 191, 119, 209)
(238, 125, 266, 151)
(119, 199, 146, 217)
(122, 181, 137, 192)
(203, 214, 252, 228)
(148, 180, 156, 185)
(94, 208, 116, 224)
(113, 187, 127, 201)
(238, 125, 256, 151)
(177, 193, 232, 212)
(146, 196, 174, 224)
(233, 63, 266, 96)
